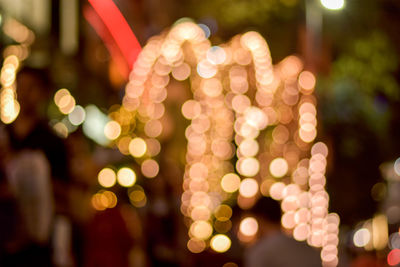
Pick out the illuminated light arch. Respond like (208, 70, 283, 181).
(113, 21, 339, 266)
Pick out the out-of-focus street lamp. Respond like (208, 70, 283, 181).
(320, 0, 345, 10)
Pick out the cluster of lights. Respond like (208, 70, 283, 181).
(93, 166, 144, 210)
(104, 105, 162, 180)
(352, 214, 389, 252)
(52, 88, 86, 138)
(0, 55, 20, 123)
(351, 157, 400, 265)
(95, 166, 148, 209)
(307, 145, 340, 267)
(91, 190, 118, 211)
(97, 166, 136, 188)
(116, 21, 338, 261)
(386, 158, 400, 265)
(350, 158, 400, 265)
(0, 18, 35, 124)
(224, 42, 340, 266)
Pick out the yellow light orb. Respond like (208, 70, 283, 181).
(54, 88, 70, 106)
(98, 167, 116, 188)
(58, 95, 76, 115)
(269, 182, 286, 200)
(320, 0, 344, 10)
(104, 120, 121, 140)
(214, 205, 233, 221)
(293, 223, 309, 241)
(237, 157, 260, 177)
(269, 157, 289, 178)
(210, 234, 231, 253)
(190, 220, 213, 240)
(129, 137, 147, 158)
(129, 188, 147, 208)
(117, 167, 136, 187)
(101, 190, 118, 208)
(190, 206, 211, 221)
(221, 173, 241, 193)
(239, 217, 258, 237)
(239, 178, 258, 198)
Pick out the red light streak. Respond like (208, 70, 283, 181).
(87, 0, 141, 69)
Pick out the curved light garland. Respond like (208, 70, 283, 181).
(110, 21, 339, 266)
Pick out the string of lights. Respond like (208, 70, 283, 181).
(105, 20, 340, 265)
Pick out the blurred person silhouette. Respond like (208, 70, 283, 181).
(244, 197, 322, 267)
(3, 66, 71, 267)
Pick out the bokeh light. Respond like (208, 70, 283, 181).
(98, 167, 117, 188)
(104, 120, 121, 140)
(239, 178, 259, 198)
(394, 158, 400, 176)
(117, 167, 136, 187)
(320, 0, 345, 10)
(129, 137, 147, 158)
(239, 217, 258, 237)
(210, 234, 231, 253)
(269, 158, 289, 178)
(190, 220, 213, 240)
(187, 238, 206, 253)
(68, 105, 86, 126)
(353, 228, 371, 247)
(388, 249, 400, 266)
(141, 159, 159, 178)
(129, 185, 147, 208)
(116, 21, 336, 258)
(221, 173, 241, 193)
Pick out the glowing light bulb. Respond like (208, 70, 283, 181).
(320, 0, 344, 10)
